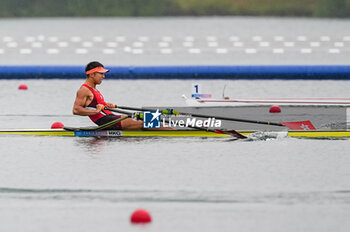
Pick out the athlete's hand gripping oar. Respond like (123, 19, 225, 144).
(105, 106, 247, 139)
(111, 105, 316, 130)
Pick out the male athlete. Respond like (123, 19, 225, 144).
(73, 61, 143, 130)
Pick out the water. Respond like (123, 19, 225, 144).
(1, 16, 350, 231)
(1, 79, 350, 231)
(1, 138, 349, 232)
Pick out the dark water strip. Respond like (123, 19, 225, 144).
(0, 187, 349, 204)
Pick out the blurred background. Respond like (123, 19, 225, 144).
(1, 0, 350, 70)
(0, 0, 347, 18)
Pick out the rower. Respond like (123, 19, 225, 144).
(72, 61, 148, 130)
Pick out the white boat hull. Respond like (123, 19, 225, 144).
(186, 98, 350, 106)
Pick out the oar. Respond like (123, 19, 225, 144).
(108, 105, 315, 130)
(105, 106, 247, 139)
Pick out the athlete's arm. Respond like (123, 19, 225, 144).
(73, 87, 103, 116)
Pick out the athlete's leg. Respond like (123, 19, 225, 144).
(120, 118, 143, 130)
(96, 114, 174, 130)
(120, 118, 174, 130)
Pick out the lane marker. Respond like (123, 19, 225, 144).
(37, 35, 45, 41)
(206, 36, 217, 41)
(20, 48, 32, 54)
(24, 36, 36, 42)
(320, 36, 330, 41)
(274, 36, 284, 41)
(297, 36, 307, 41)
(103, 48, 115, 54)
(185, 36, 195, 41)
(71, 36, 81, 42)
(132, 49, 143, 54)
(7, 42, 18, 48)
(329, 48, 340, 53)
(233, 42, 243, 47)
(283, 42, 294, 47)
(106, 42, 117, 47)
(124, 46, 131, 52)
(273, 48, 284, 54)
(116, 36, 126, 42)
(252, 36, 262, 41)
(160, 48, 172, 54)
(3, 36, 13, 42)
(216, 48, 227, 54)
(310, 42, 320, 47)
(245, 48, 257, 54)
(162, 36, 173, 42)
(158, 42, 169, 47)
(229, 36, 240, 41)
(47, 48, 59, 54)
(132, 42, 144, 47)
(343, 36, 350, 41)
(92, 36, 103, 42)
(82, 41, 93, 47)
(334, 42, 344, 47)
(259, 42, 270, 47)
(189, 48, 201, 54)
(138, 36, 149, 42)
(208, 42, 218, 47)
(32, 42, 42, 48)
(48, 37, 58, 42)
(301, 48, 312, 53)
(75, 48, 88, 54)
(58, 41, 68, 47)
(183, 41, 193, 47)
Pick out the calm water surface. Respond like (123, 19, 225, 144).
(0, 79, 349, 231)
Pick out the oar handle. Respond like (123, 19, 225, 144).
(104, 107, 144, 120)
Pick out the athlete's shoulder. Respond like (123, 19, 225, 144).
(77, 84, 93, 96)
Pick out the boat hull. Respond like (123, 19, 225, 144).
(1, 129, 350, 138)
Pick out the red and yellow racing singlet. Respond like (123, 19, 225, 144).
(82, 84, 114, 122)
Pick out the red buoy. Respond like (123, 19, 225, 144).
(51, 122, 64, 129)
(269, 105, 281, 113)
(18, 84, 28, 90)
(130, 209, 152, 224)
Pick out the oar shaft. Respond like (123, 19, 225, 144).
(107, 106, 246, 138)
(106, 107, 134, 115)
(188, 113, 284, 127)
(114, 106, 284, 127)
(162, 115, 245, 139)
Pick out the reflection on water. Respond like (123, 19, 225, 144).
(74, 137, 163, 154)
(74, 138, 104, 154)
